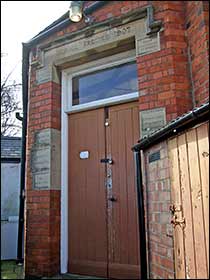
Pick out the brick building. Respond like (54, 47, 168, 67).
(22, 1, 209, 279)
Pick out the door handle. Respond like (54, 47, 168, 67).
(109, 197, 117, 202)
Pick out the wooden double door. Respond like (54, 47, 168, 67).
(68, 102, 141, 279)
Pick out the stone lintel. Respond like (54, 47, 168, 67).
(34, 17, 161, 84)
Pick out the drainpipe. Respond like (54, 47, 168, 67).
(16, 43, 30, 263)
(16, 112, 23, 122)
(134, 150, 148, 279)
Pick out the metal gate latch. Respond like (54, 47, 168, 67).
(170, 204, 186, 229)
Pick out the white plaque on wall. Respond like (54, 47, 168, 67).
(137, 32, 160, 56)
(140, 107, 166, 138)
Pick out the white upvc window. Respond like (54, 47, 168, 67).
(65, 57, 139, 113)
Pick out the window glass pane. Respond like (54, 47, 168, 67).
(72, 61, 138, 105)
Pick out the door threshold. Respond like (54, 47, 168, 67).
(42, 274, 107, 279)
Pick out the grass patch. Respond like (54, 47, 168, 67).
(1, 260, 24, 279)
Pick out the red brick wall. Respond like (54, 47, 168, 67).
(24, 191, 60, 277)
(28, 77, 61, 131)
(138, 1, 192, 122)
(144, 142, 175, 279)
(25, 1, 209, 278)
(24, 67, 61, 277)
(185, 1, 209, 106)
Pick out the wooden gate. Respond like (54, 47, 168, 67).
(168, 122, 209, 279)
(68, 102, 140, 279)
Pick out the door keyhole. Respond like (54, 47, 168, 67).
(109, 197, 117, 202)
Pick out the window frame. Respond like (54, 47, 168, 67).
(65, 56, 139, 113)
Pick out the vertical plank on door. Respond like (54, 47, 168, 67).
(168, 138, 186, 279)
(118, 109, 129, 266)
(177, 133, 196, 278)
(186, 128, 208, 279)
(68, 109, 107, 277)
(124, 107, 139, 264)
(108, 109, 120, 266)
(196, 123, 209, 276)
(108, 102, 140, 279)
(132, 106, 141, 267)
(126, 107, 139, 267)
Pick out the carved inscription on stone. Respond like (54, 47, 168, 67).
(35, 18, 161, 84)
(83, 26, 132, 48)
(35, 19, 146, 84)
(140, 107, 166, 138)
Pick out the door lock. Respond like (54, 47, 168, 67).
(109, 197, 117, 202)
(100, 158, 113, 164)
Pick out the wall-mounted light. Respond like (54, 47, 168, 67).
(69, 1, 94, 23)
(69, 1, 83, 23)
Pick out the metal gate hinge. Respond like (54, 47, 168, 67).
(171, 216, 186, 229)
(170, 204, 185, 229)
(169, 204, 182, 214)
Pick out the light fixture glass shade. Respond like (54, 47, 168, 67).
(69, 1, 83, 22)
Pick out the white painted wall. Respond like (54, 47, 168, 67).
(1, 162, 21, 260)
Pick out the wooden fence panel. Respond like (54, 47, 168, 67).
(168, 138, 186, 279)
(197, 123, 209, 275)
(177, 134, 196, 279)
(186, 128, 208, 279)
(168, 121, 209, 279)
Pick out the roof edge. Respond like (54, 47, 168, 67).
(132, 102, 209, 151)
(1, 136, 22, 140)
